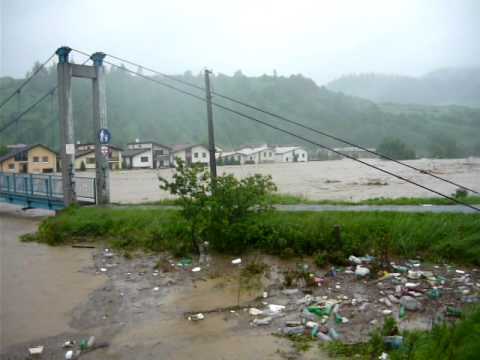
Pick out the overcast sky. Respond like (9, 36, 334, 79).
(1, 0, 479, 84)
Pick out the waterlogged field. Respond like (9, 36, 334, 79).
(107, 158, 480, 204)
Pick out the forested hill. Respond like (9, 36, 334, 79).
(327, 67, 480, 107)
(1, 64, 480, 157)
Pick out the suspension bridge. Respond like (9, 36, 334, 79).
(0, 46, 478, 212)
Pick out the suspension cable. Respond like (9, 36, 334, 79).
(0, 53, 56, 110)
(101, 57, 480, 212)
(72, 49, 479, 195)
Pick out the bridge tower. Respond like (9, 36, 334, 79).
(55, 46, 110, 206)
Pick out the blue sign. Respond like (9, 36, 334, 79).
(98, 128, 111, 144)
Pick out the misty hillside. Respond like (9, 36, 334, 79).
(327, 67, 480, 107)
(1, 65, 480, 157)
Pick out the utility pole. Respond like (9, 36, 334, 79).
(204, 69, 217, 180)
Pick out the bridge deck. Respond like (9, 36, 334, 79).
(0, 172, 96, 210)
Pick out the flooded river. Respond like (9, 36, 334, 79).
(0, 204, 105, 352)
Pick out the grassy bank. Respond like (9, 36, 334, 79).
(325, 306, 480, 360)
(24, 206, 480, 265)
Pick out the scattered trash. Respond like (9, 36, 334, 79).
(191, 267, 201, 272)
(100, 268, 107, 272)
(232, 258, 242, 265)
(446, 306, 462, 317)
(249, 308, 263, 316)
(355, 265, 370, 277)
(456, 269, 465, 274)
(384, 335, 403, 349)
(63, 340, 75, 348)
(268, 304, 286, 313)
(153, 287, 160, 291)
(65, 350, 74, 359)
(178, 258, 192, 267)
(400, 296, 422, 311)
(282, 288, 300, 295)
(281, 326, 305, 335)
(263, 291, 268, 298)
(348, 255, 362, 265)
(317, 331, 332, 342)
(285, 320, 302, 327)
(382, 309, 393, 315)
(28, 346, 44, 355)
(328, 327, 340, 340)
(305, 321, 319, 328)
(379, 352, 389, 360)
(188, 313, 205, 321)
(253, 316, 272, 325)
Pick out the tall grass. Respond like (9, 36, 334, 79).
(25, 206, 480, 265)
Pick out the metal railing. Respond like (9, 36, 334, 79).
(0, 172, 96, 204)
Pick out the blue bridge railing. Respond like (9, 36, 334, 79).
(0, 172, 96, 210)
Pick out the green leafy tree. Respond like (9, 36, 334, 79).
(377, 137, 416, 160)
(79, 161, 86, 171)
(159, 158, 277, 253)
(428, 134, 464, 159)
(0, 144, 8, 156)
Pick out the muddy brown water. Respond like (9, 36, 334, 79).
(0, 204, 327, 359)
(0, 204, 106, 351)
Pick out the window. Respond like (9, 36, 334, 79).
(269, 152, 272, 157)
(159, 149, 164, 155)
(14, 151, 27, 162)
(202, 152, 206, 158)
(141, 156, 149, 163)
(33, 156, 39, 162)
(8, 163, 14, 169)
(194, 152, 199, 158)
(302, 153, 305, 158)
(86, 157, 95, 164)
(42, 156, 48, 162)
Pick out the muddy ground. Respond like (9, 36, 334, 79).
(2, 221, 479, 360)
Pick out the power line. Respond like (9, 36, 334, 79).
(0, 56, 92, 135)
(0, 53, 56, 110)
(0, 87, 56, 133)
(76, 49, 479, 195)
(101, 58, 480, 212)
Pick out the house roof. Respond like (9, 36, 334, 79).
(170, 143, 208, 152)
(121, 148, 150, 158)
(0, 144, 58, 163)
(75, 145, 123, 159)
(127, 141, 171, 149)
(236, 145, 271, 156)
(275, 146, 301, 154)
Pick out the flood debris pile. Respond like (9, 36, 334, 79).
(245, 255, 480, 344)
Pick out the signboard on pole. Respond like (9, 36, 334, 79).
(98, 128, 111, 144)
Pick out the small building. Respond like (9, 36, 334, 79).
(0, 144, 58, 173)
(74, 144, 123, 170)
(126, 141, 171, 168)
(321, 147, 377, 160)
(274, 146, 308, 162)
(232, 145, 275, 164)
(171, 144, 210, 166)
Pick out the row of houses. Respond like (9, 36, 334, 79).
(0, 141, 310, 174)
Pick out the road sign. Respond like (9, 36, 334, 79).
(101, 145, 109, 158)
(98, 128, 111, 144)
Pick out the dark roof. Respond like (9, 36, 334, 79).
(0, 144, 58, 163)
(170, 143, 208, 152)
(122, 148, 151, 158)
(127, 141, 171, 149)
(75, 145, 123, 159)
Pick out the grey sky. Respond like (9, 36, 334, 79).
(1, 0, 479, 85)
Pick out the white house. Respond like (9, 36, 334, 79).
(74, 143, 123, 170)
(171, 144, 210, 166)
(224, 145, 275, 164)
(125, 141, 172, 169)
(274, 146, 308, 162)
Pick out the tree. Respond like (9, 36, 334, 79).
(159, 158, 276, 253)
(79, 161, 86, 171)
(0, 144, 8, 157)
(377, 137, 416, 160)
(428, 134, 464, 159)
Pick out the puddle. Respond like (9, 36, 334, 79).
(0, 205, 106, 350)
